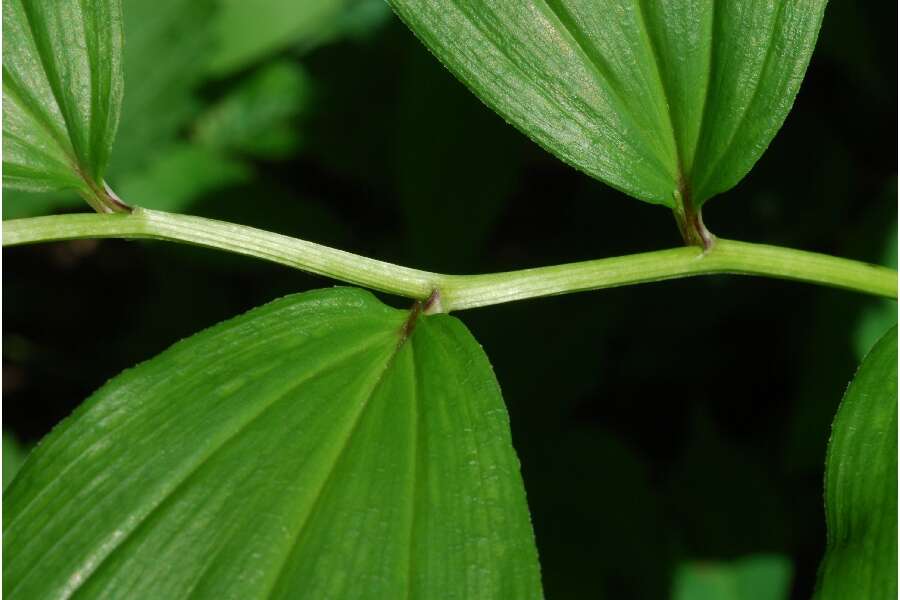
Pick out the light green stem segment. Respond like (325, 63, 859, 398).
(4, 208, 897, 312)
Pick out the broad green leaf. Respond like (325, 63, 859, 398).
(2, 0, 123, 198)
(673, 555, 792, 600)
(194, 61, 313, 159)
(816, 325, 897, 599)
(208, 0, 349, 76)
(3, 288, 542, 599)
(387, 0, 827, 208)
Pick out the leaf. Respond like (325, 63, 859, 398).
(1, 188, 81, 220)
(816, 325, 898, 599)
(673, 555, 793, 600)
(107, 0, 215, 178)
(3, 0, 215, 218)
(115, 143, 251, 212)
(3, 288, 542, 599)
(193, 61, 313, 160)
(387, 0, 827, 208)
(208, 0, 350, 76)
(320, 0, 392, 44)
(2, 0, 123, 198)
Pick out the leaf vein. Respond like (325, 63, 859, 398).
(404, 341, 422, 599)
(260, 326, 415, 598)
(58, 334, 391, 599)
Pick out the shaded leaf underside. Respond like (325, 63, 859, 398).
(388, 0, 827, 208)
(3, 288, 541, 599)
(2, 0, 123, 195)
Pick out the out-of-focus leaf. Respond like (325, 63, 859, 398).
(2, 431, 30, 491)
(115, 143, 251, 212)
(815, 325, 897, 599)
(387, 0, 826, 208)
(673, 555, 792, 600)
(1, 189, 81, 220)
(2, 0, 123, 199)
(208, 0, 350, 76)
(320, 0, 392, 43)
(108, 0, 215, 177)
(3, 288, 542, 599)
(194, 61, 312, 159)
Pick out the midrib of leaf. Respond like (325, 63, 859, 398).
(260, 320, 417, 599)
(404, 341, 422, 600)
(84, 0, 113, 176)
(631, 0, 681, 180)
(692, 1, 786, 198)
(685, 0, 716, 187)
(8, 332, 396, 599)
(538, 0, 678, 182)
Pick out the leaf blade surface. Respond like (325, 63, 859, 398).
(387, 0, 827, 207)
(816, 325, 898, 599)
(2, 288, 541, 599)
(2, 0, 124, 195)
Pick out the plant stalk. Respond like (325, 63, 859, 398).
(4, 208, 896, 312)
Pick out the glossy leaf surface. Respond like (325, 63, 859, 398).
(388, 0, 826, 207)
(2, 0, 123, 194)
(3, 288, 541, 599)
(816, 325, 897, 599)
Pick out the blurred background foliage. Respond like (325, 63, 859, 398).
(2, 1, 896, 598)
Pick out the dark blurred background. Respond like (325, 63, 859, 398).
(3, 1, 897, 598)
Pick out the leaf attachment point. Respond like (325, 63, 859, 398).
(3, 0, 126, 213)
(673, 185, 715, 251)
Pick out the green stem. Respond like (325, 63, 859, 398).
(4, 208, 896, 312)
